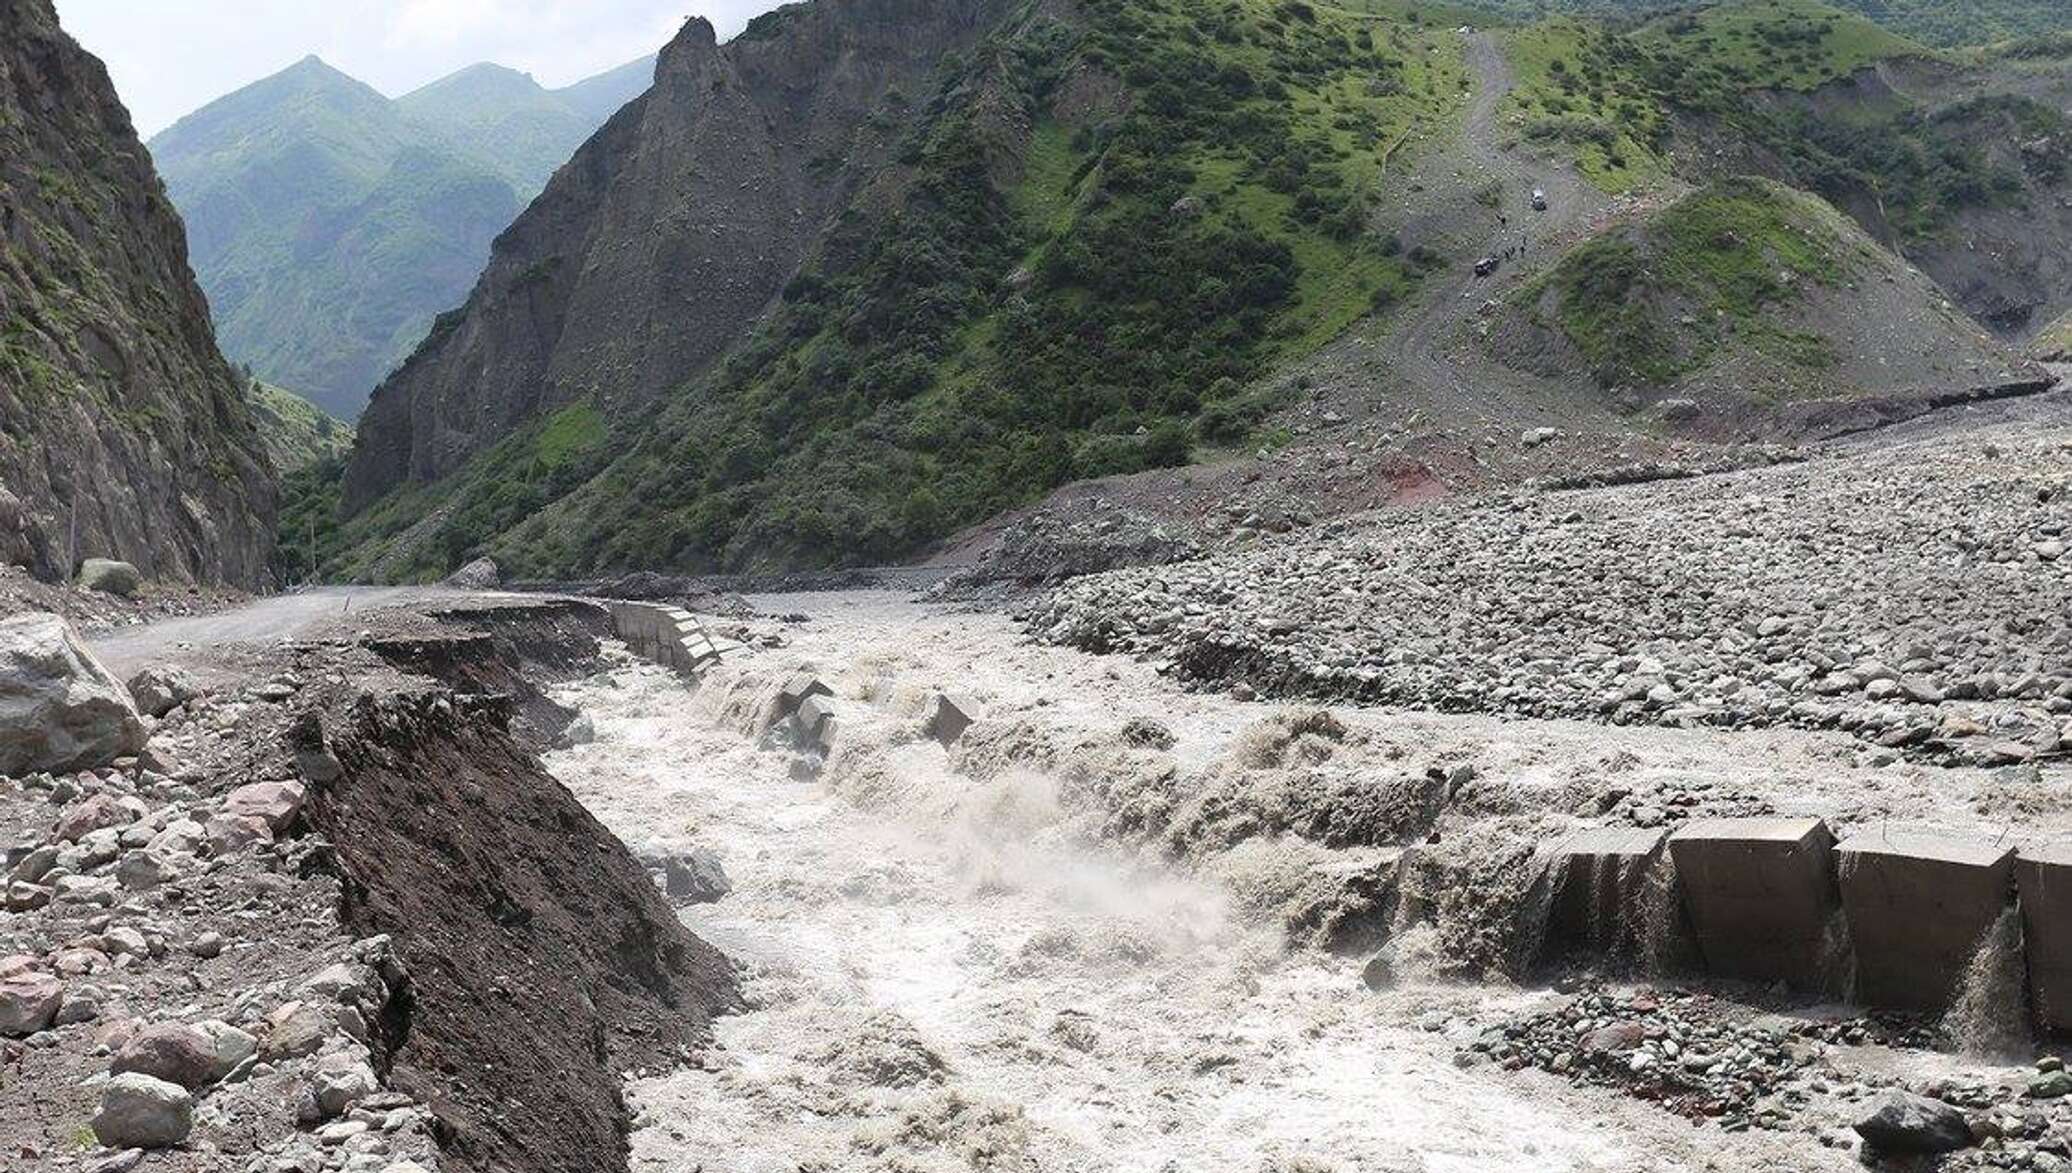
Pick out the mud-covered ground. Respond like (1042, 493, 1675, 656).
(542, 590, 2072, 1172)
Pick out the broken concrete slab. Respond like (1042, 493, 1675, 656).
(924, 692, 977, 747)
(2019, 841, 2072, 1033)
(796, 693, 841, 749)
(1667, 817, 1838, 990)
(1541, 826, 1667, 959)
(1836, 830, 2013, 1011)
(776, 674, 833, 720)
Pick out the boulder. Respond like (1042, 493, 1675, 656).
(445, 556, 501, 589)
(225, 780, 306, 834)
(197, 1019, 258, 1081)
(55, 793, 135, 842)
(0, 613, 147, 775)
(92, 1073, 193, 1149)
(0, 970, 64, 1036)
(78, 559, 141, 598)
(111, 1022, 220, 1090)
(204, 813, 273, 856)
(312, 1052, 379, 1117)
(125, 666, 199, 718)
(662, 847, 732, 904)
(261, 1000, 330, 1059)
(116, 850, 173, 891)
(1855, 1092, 1973, 1154)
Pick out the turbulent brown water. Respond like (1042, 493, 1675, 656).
(537, 597, 1869, 1172)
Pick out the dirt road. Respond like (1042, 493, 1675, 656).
(88, 585, 484, 674)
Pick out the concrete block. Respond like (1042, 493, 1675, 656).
(924, 692, 978, 747)
(1836, 831, 2013, 1011)
(1543, 827, 1667, 957)
(776, 674, 832, 720)
(2019, 842, 2072, 1033)
(1667, 817, 1837, 989)
(796, 694, 841, 749)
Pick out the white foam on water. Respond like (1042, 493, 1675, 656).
(547, 655, 1839, 1173)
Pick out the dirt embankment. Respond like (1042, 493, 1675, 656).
(307, 604, 739, 1173)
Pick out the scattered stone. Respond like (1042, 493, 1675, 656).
(77, 558, 141, 597)
(125, 665, 199, 718)
(92, 1073, 193, 1149)
(225, 780, 306, 834)
(662, 847, 732, 905)
(0, 970, 64, 1036)
(0, 613, 148, 775)
(115, 850, 173, 891)
(924, 692, 978, 746)
(112, 1022, 220, 1090)
(312, 1052, 379, 1117)
(1854, 1091, 1974, 1154)
(56, 793, 137, 842)
(445, 556, 501, 589)
(261, 1001, 329, 1059)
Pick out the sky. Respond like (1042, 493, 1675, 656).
(55, 0, 786, 138)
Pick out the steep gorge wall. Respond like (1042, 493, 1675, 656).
(0, 0, 276, 586)
(342, 0, 1018, 516)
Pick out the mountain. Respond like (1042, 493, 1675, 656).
(148, 52, 654, 421)
(325, 0, 2064, 585)
(1452, 0, 2069, 48)
(1485, 176, 2019, 402)
(246, 379, 354, 473)
(0, 0, 275, 587)
(393, 60, 653, 190)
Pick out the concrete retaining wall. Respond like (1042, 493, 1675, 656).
(1667, 817, 1837, 990)
(2021, 843, 2072, 1033)
(1836, 831, 2012, 1012)
(1534, 819, 2055, 1025)
(1542, 827, 1667, 959)
(602, 601, 740, 677)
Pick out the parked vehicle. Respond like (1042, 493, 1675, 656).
(1532, 188, 1548, 211)
(1475, 255, 1499, 276)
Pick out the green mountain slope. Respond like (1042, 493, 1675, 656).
(330, 0, 1475, 580)
(1487, 176, 2012, 400)
(1454, 0, 2068, 48)
(319, 0, 2061, 585)
(148, 53, 653, 421)
(245, 378, 354, 473)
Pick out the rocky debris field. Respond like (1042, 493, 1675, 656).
(1, 596, 736, 1173)
(0, 566, 246, 637)
(1026, 415, 2072, 765)
(1457, 985, 2072, 1170)
(1, 654, 438, 1173)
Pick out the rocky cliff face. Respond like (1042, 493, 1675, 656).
(0, 0, 275, 587)
(342, 0, 1017, 516)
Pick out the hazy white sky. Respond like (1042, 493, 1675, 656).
(55, 0, 787, 137)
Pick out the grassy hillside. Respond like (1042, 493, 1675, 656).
(2035, 310, 2072, 360)
(1501, 0, 1928, 191)
(244, 379, 354, 472)
(150, 55, 651, 420)
(1519, 176, 1848, 386)
(329, 0, 1477, 579)
(1493, 174, 2018, 403)
(1456, 0, 2067, 48)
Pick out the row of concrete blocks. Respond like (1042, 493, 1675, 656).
(769, 672, 976, 754)
(1542, 818, 2072, 1025)
(603, 601, 740, 677)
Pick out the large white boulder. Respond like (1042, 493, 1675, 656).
(92, 1072, 193, 1148)
(0, 613, 145, 776)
